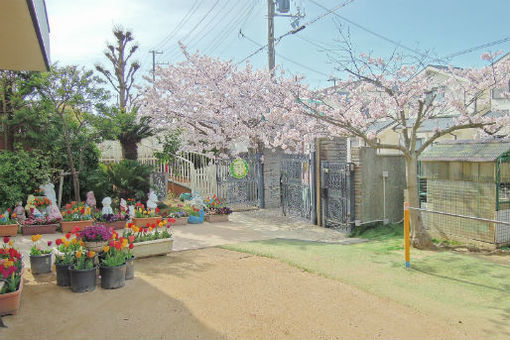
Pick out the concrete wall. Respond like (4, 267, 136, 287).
(355, 147, 406, 223)
(262, 149, 283, 209)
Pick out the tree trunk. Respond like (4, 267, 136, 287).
(61, 116, 81, 201)
(406, 154, 434, 249)
(120, 140, 138, 160)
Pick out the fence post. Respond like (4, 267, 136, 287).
(404, 202, 411, 268)
(257, 152, 265, 209)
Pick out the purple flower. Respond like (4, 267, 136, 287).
(79, 225, 113, 242)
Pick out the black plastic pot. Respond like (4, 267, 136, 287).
(100, 263, 126, 289)
(55, 263, 71, 287)
(30, 253, 52, 274)
(69, 265, 97, 293)
(125, 256, 135, 280)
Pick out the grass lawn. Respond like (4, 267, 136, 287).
(222, 224, 510, 338)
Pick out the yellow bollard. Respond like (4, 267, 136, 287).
(403, 202, 410, 268)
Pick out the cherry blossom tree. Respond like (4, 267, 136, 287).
(141, 45, 323, 157)
(294, 51, 510, 248)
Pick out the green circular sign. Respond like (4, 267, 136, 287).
(230, 158, 249, 179)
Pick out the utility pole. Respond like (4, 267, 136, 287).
(267, 0, 275, 73)
(149, 50, 163, 82)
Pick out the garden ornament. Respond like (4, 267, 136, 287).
(40, 182, 57, 207)
(48, 205, 63, 220)
(147, 191, 158, 210)
(25, 195, 37, 215)
(13, 202, 26, 221)
(120, 198, 127, 212)
(128, 204, 135, 217)
(86, 191, 97, 208)
(101, 197, 113, 215)
(0, 212, 6, 223)
(189, 191, 207, 211)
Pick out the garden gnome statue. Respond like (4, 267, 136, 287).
(40, 182, 57, 207)
(13, 202, 26, 221)
(147, 191, 158, 211)
(86, 191, 96, 208)
(48, 205, 63, 221)
(120, 198, 127, 212)
(101, 197, 113, 215)
(25, 194, 42, 217)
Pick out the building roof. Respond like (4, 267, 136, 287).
(419, 139, 510, 162)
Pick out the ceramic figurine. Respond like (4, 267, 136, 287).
(101, 197, 113, 215)
(120, 198, 127, 212)
(48, 205, 62, 221)
(86, 191, 96, 208)
(40, 182, 57, 207)
(13, 202, 26, 221)
(146, 191, 158, 211)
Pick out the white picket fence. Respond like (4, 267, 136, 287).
(101, 152, 217, 198)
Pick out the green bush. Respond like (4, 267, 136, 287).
(89, 160, 152, 204)
(0, 150, 51, 210)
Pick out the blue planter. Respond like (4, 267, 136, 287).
(188, 215, 204, 224)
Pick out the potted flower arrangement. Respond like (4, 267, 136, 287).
(60, 202, 94, 233)
(29, 234, 52, 274)
(122, 219, 174, 258)
(22, 216, 60, 235)
(78, 224, 113, 253)
(162, 200, 188, 226)
(53, 232, 81, 287)
(0, 208, 19, 237)
(187, 206, 205, 224)
(131, 202, 161, 228)
(69, 248, 97, 293)
(93, 210, 129, 230)
(0, 237, 24, 315)
(100, 237, 132, 289)
(204, 195, 232, 223)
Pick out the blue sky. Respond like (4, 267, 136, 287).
(46, 0, 509, 89)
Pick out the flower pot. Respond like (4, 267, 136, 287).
(22, 224, 58, 235)
(125, 256, 135, 280)
(187, 215, 204, 224)
(132, 217, 161, 228)
(172, 217, 188, 226)
(93, 221, 127, 230)
(0, 276, 23, 315)
(61, 220, 93, 233)
(55, 263, 71, 287)
(205, 214, 229, 223)
(100, 263, 126, 289)
(0, 224, 18, 237)
(30, 253, 52, 274)
(69, 265, 97, 293)
(131, 238, 173, 258)
(83, 240, 108, 253)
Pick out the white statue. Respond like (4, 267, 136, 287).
(147, 191, 158, 211)
(128, 205, 135, 217)
(86, 191, 96, 208)
(101, 197, 113, 215)
(40, 183, 57, 207)
(189, 191, 207, 211)
(120, 198, 127, 212)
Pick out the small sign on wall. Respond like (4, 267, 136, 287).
(230, 158, 249, 179)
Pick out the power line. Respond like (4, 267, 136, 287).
(237, 0, 355, 65)
(443, 37, 510, 59)
(240, 30, 330, 77)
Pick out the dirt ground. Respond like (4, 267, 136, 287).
(3, 248, 475, 340)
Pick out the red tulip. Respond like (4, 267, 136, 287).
(169, 218, 176, 224)
(65, 233, 71, 239)
(155, 207, 160, 213)
(47, 241, 52, 247)
(146, 222, 150, 227)
(56, 239, 62, 246)
(128, 235, 135, 243)
(7, 208, 11, 213)
(151, 223, 156, 228)
(3, 237, 9, 244)
(129, 243, 134, 249)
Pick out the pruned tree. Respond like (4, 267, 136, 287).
(95, 26, 140, 111)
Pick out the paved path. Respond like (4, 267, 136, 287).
(11, 209, 365, 267)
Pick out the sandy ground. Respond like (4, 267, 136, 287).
(2, 248, 474, 340)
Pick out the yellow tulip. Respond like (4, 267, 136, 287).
(72, 238, 78, 245)
(8, 240, 13, 246)
(3, 260, 13, 268)
(76, 251, 82, 258)
(61, 237, 66, 243)
(103, 246, 110, 253)
(87, 250, 95, 258)
(31, 234, 41, 242)
(64, 241, 70, 248)
(80, 241, 84, 246)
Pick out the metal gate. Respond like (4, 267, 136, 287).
(321, 161, 354, 232)
(216, 153, 261, 209)
(281, 153, 315, 221)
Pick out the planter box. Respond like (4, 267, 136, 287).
(131, 238, 173, 258)
(93, 221, 127, 230)
(172, 217, 188, 226)
(61, 220, 93, 233)
(0, 276, 23, 315)
(132, 217, 161, 228)
(21, 224, 58, 235)
(0, 224, 18, 237)
(205, 214, 229, 223)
